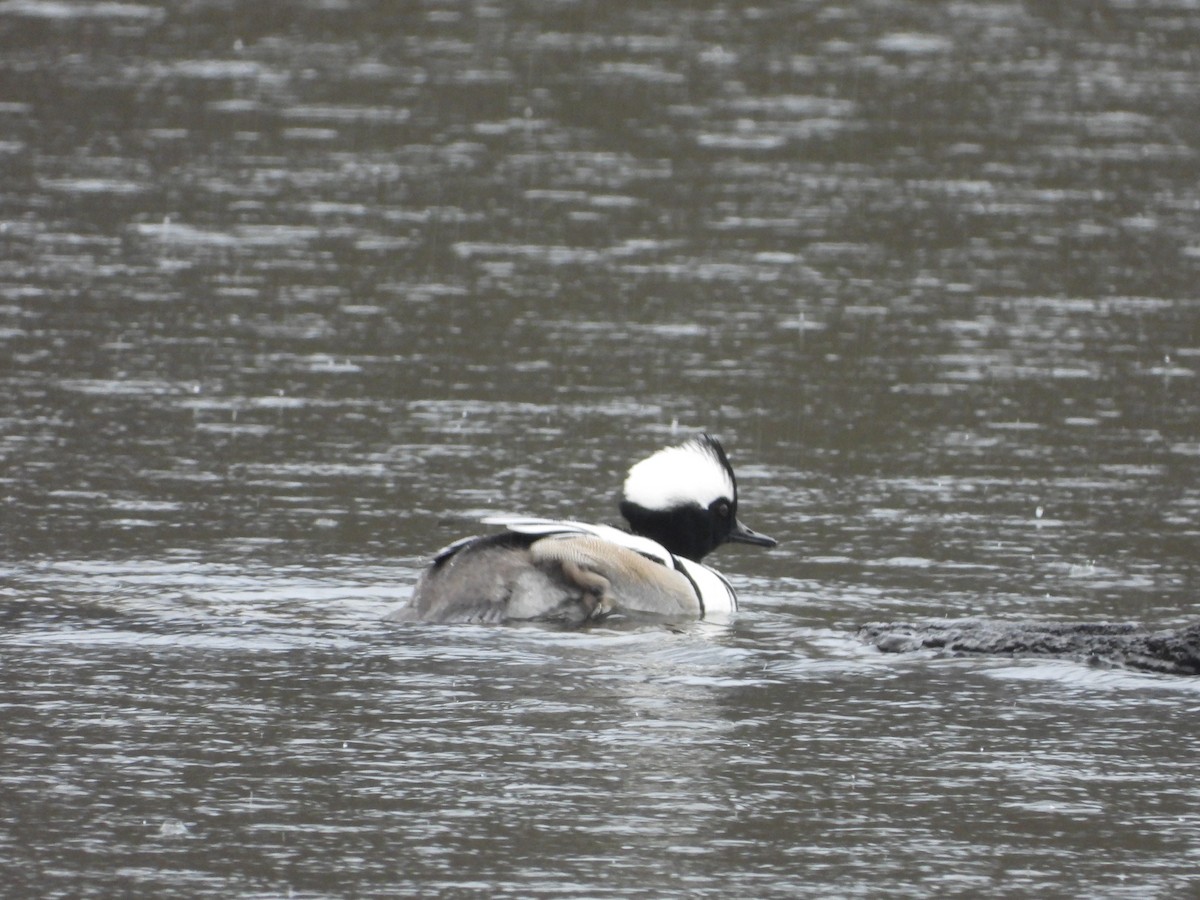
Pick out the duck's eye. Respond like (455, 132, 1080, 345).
(716, 501, 731, 518)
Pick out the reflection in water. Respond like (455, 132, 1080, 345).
(2, 0, 1199, 896)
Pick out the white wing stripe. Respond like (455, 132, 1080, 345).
(483, 515, 674, 566)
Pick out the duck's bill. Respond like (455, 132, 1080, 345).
(729, 519, 778, 548)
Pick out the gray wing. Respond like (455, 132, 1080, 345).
(391, 532, 601, 625)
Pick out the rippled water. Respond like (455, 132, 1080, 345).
(3, 1, 1199, 896)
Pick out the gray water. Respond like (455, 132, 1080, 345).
(2, 1, 1199, 897)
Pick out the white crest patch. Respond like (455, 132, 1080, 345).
(622, 436, 736, 512)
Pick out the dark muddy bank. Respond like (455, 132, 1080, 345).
(860, 620, 1200, 676)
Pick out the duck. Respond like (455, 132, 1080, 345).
(390, 434, 776, 625)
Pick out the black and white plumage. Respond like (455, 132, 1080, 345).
(391, 434, 777, 625)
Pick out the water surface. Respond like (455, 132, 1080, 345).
(2, 1, 1199, 896)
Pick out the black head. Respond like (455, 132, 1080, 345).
(619, 434, 777, 562)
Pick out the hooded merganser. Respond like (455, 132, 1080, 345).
(390, 434, 777, 624)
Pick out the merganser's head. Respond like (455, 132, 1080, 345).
(618, 434, 777, 562)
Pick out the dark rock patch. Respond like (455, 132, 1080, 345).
(858, 619, 1200, 676)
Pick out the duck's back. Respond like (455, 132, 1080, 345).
(392, 521, 707, 624)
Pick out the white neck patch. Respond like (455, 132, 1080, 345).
(622, 436, 736, 512)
